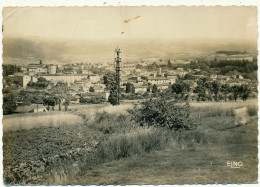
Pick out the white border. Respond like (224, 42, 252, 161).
(0, 0, 259, 187)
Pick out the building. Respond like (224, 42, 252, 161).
(135, 86, 147, 94)
(47, 65, 57, 74)
(147, 76, 176, 85)
(158, 84, 170, 90)
(81, 92, 110, 101)
(88, 74, 101, 83)
(39, 74, 88, 84)
(14, 74, 32, 88)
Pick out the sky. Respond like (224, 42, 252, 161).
(3, 6, 258, 42)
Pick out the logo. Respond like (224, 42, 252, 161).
(227, 161, 243, 168)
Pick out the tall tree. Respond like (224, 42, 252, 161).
(231, 85, 240, 101)
(104, 72, 119, 105)
(220, 84, 230, 101)
(126, 82, 135, 93)
(152, 84, 158, 93)
(239, 85, 250, 101)
(89, 86, 95, 93)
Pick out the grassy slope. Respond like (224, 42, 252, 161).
(72, 113, 258, 184)
(3, 100, 258, 185)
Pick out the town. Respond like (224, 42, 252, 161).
(2, 5, 258, 185)
(3, 49, 258, 115)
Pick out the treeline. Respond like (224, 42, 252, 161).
(216, 51, 247, 55)
(3, 64, 21, 77)
(172, 78, 251, 102)
(188, 59, 257, 77)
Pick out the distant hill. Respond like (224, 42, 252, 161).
(3, 37, 257, 65)
(216, 51, 248, 55)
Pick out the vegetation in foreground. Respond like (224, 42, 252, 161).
(3, 98, 258, 185)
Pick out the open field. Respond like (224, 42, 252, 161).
(3, 99, 258, 184)
(3, 112, 84, 132)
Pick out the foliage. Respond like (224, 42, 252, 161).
(171, 82, 190, 100)
(216, 50, 247, 55)
(3, 77, 19, 114)
(80, 98, 103, 104)
(207, 81, 220, 101)
(63, 100, 70, 111)
(3, 93, 17, 115)
(167, 60, 173, 69)
(239, 85, 250, 101)
(231, 85, 240, 101)
(89, 86, 95, 93)
(108, 88, 118, 105)
(103, 72, 119, 105)
(147, 62, 159, 71)
(103, 72, 116, 90)
(129, 95, 195, 131)
(27, 81, 48, 89)
(126, 82, 135, 93)
(193, 78, 207, 102)
(152, 84, 158, 93)
(3, 64, 21, 77)
(43, 96, 60, 110)
(37, 77, 47, 82)
(188, 59, 257, 79)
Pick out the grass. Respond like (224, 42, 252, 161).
(3, 112, 84, 132)
(190, 99, 258, 117)
(3, 99, 258, 185)
(71, 100, 258, 184)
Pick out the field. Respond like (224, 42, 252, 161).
(3, 99, 258, 185)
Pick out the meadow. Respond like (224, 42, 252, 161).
(2, 99, 258, 185)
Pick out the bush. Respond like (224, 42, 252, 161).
(95, 127, 167, 162)
(89, 112, 132, 134)
(129, 96, 196, 131)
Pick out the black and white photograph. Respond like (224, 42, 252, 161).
(1, 4, 259, 185)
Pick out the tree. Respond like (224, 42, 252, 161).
(3, 77, 18, 115)
(103, 73, 116, 90)
(194, 85, 206, 101)
(104, 72, 119, 105)
(239, 85, 250, 101)
(3, 92, 17, 115)
(208, 81, 220, 101)
(89, 86, 95, 93)
(126, 82, 135, 93)
(220, 84, 231, 101)
(43, 97, 59, 111)
(38, 77, 47, 82)
(108, 87, 118, 105)
(167, 60, 172, 69)
(171, 82, 191, 100)
(152, 84, 158, 93)
(64, 100, 70, 111)
(3, 64, 21, 77)
(129, 95, 196, 131)
(231, 85, 240, 101)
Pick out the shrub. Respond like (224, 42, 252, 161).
(95, 127, 167, 162)
(129, 96, 196, 131)
(247, 105, 258, 116)
(90, 112, 132, 134)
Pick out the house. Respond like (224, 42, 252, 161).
(88, 74, 100, 83)
(34, 108, 48, 113)
(93, 85, 105, 93)
(158, 84, 170, 90)
(81, 92, 110, 101)
(135, 86, 147, 94)
(14, 73, 32, 88)
(148, 76, 176, 85)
